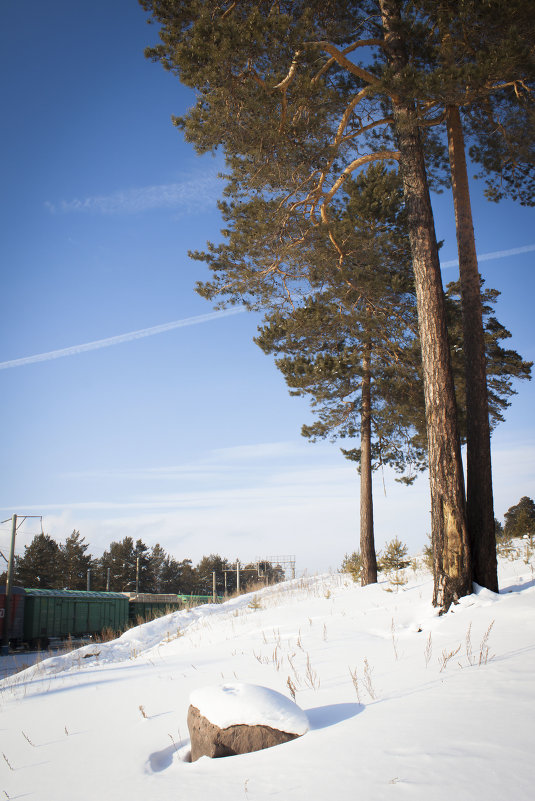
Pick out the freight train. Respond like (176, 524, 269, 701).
(0, 587, 221, 650)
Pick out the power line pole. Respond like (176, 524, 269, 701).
(1, 515, 17, 656)
(1, 514, 44, 655)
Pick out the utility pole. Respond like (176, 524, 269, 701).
(86, 569, 91, 591)
(1, 515, 17, 656)
(236, 559, 240, 594)
(212, 571, 217, 602)
(136, 557, 140, 595)
(106, 568, 111, 592)
(1, 514, 44, 654)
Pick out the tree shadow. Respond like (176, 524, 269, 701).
(501, 578, 535, 594)
(305, 702, 363, 730)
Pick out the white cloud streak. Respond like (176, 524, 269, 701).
(441, 243, 535, 268)
(3, 437, 532, 572)
(0, 308, 246, 371)
(45, 174, 222, 215)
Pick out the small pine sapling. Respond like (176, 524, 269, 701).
(340, 551, 363, 584)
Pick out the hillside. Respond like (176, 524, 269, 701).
(1, 547, 534, 801)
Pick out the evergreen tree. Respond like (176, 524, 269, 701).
(14, 533, 62, 589)
(404, 0, 535, 595)
(154, 555, 184, 593)
(141, 0, 471, 609)
(504, 497, 535, 540)
(378, 0, 470, 608)
(97, 537, 150, 592)
(255, 166, 424, 585)
(341, 551, 364, 583)
(60, 530, 93, 590)
(149, 543, 168, 593)
(175, 559, 197, 594)
(378, 536, 410, 572)
(140, 0, 532, 608)
(445, 280, 531, 439)
(194, 554, 230, 595)
(133, 539, 155, 593)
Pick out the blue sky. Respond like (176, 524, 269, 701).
(1, 0, 533, 575)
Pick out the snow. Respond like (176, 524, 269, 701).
(1, 551, 534, 801)
(189, 682, 309, 734)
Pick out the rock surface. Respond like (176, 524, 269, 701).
(187, 683, 308, 761)
(187, 705, 299, 760)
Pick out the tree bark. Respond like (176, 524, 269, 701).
(445, 105, 498, 593)
(360, 342, 378, 586)
(379, 0, 471, 610)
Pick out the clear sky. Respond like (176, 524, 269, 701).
(1, 0, 533, 575)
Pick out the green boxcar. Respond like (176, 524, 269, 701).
(177, 594, 223, 605)
(127, 593, 184, 624)
(23, 589, 129, 645)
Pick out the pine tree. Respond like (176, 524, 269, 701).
(377, 0, 470, 609)
(445, 280, 531, 440)
(60, 530, 93, 590)
(139, 0, 531, 608)
(133, 539, 155, 593)
(341, 551, 364, 583)
(404, 0, 535, 597)
(194, 554, 230, 595)
(254, 166, 424, 585)
(141, 0, 469, 609)
(156, 555, 188, 593)
(378, 536, 410, 572)
(504, 497, 535, 540)
(97, 537, 145, 592)
(149, 543, 168, 593)
(14, 533, 62, 589)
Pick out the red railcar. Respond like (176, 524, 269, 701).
(0, 586, 25, 646)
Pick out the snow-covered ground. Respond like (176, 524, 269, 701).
(1, 550, 534, 800)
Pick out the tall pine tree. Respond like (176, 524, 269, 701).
(140, 0, 532, 607)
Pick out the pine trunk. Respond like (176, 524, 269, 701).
(360, 343, 378, 586)
(379, 0, 471, 610)
(446, 105, 498, 592)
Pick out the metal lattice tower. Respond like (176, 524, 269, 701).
(256, 555, 296, 580)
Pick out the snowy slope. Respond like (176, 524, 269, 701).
(1, 552, 534, 801)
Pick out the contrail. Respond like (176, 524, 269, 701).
(0, 308, 246, 371)
(2, 242, 532, 371)
(441, 243, 535, 268)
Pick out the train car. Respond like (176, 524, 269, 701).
(22, 588, 129, 647)
(177, 594, 223, 605)
(126, 592, 184, 623)
(0, 588, 226, 651)
(0, 586, 25, 647)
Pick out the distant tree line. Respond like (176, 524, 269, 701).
(0, 531, 284, 596)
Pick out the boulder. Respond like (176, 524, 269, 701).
(187, 683, 308, 762)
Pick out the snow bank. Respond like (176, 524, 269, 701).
(1, 554, 534, 801)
